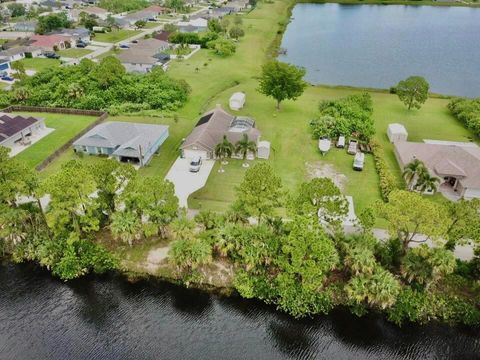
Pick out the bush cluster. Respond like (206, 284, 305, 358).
(448, 97, 480, 137)
(370, 140, 399, 201)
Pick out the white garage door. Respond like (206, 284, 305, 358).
(464, 188, 480, 200)
(183, 149, 208, 160)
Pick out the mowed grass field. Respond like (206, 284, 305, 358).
(56, 48, 93, 58)
(15, 113, 98, 169)
(14, 58, 61, 72)
(93, 30, 141, 43)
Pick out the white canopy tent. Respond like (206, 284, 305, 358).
(387, 123, 408, 143)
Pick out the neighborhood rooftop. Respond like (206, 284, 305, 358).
(0, 113, 43, 140)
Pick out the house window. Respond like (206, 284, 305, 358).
(82, 146, 87, 152)
(97, 147, 102, 154)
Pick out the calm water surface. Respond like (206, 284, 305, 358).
(0, 263, 479, 359)
(279, 4, 480, 97)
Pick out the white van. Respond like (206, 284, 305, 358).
(189, 156, 202, 173)
(353, 152, 365, 171)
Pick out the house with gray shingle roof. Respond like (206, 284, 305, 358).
(394, 140, 480, 200)
(73, 121, 169, 166)
(181, 105, 261, 160)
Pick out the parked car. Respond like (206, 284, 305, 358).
(1, 75, 13, 81)
(44, 52, 60, 59)
(119, 44, 130, 49)
(353, 152, 365, 171)
(131, 39, 139, 44)
(76, 42, 87, 48)
(336, 136, 345, 148)
(189, 156, 202, 173)
(347, 139, 358, 155)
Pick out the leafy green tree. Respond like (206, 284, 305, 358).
(91, 56, 126, 89)
(135, 20, 147, 29)
(79, 12, 99, 30)
(233, 163, 282, 223)
(396, 76, 429, 110)
(194, 210, 223, 231)
(358, 207, 376, 235)
(376, 190, 450, 255)
(122, 177, 179, 237)
(7, 3, 26, 17)
(42, 161, 99, 237)
(110, 211, 142, 246)
(207, 38, 236, 57)
(90, 159, 136, 219)
(445, 199, 480, 249)
(36, 12, 71, 34)
(289, 178, 348, 229)
(165, 0, 186, 12)
(234, 134, 256, 166)
(207, 19, 224, 33)
(346, 265, 401, 310)
(11, 61, 26, 81)
(229, 26, 245, 40)
(401, 245, 456, 289)
(274, 216, 339, 317)
(258, 60, 307, 110)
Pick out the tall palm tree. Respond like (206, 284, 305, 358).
(235, 134, 257, 167)
(214, 135, 234, 172)
(402, 159, 425, 190)
(416, 170, 440, 193)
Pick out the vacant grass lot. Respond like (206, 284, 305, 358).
(14, 58, 61, 72)
(93, 30, 141, 43)
(15, 112, 98, 169)
(56, 48, 93, 58)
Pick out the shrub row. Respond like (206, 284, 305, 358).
(370, 140, 399, 201)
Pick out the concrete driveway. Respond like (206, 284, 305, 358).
(165, 157, 215, 208)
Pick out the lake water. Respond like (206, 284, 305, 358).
(279, 4, 480, 97)
(1, 263, 479, 359)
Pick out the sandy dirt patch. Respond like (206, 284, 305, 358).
(305, 161, 348, 191)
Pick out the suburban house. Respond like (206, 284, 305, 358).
(73, 121, 169, 166)
(0, 46, 42, 62)
(0, 113, 46, 149)
(153, 30, 172, 42)
(52, 28, 91, 45)
(394, 140, 480, 200)
(13, 20, 38, 32)
(181, 105, 262, 160)
(117, 38, 171, 73)
(177, 17, 208, 33)
(204, 7, 232, 19)
(121, 5, 170, 26)
(30, 34, 72, 51)
(69, 6, 110, 21)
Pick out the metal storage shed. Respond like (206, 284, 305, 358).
(387, 123, 408, 143)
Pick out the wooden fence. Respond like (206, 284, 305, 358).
(1, 106, 108, 171)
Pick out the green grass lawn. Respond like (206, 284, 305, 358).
(93, 30, 141, 43)
(15, 113, 98, 169)
(14, 58, 61, 72)
(143, 22, 162, 29)
(56, 48, 93, 58)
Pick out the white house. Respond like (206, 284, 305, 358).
(229, 92, 246, 111)
(0, 113, 46, 149)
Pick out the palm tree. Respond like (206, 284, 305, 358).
(402, 159, 425, 190)
(416, 170, 440, 193)
(214, 135, 234, 172)
(110, 211, 141, 246)
(235, 134, 257, 167)
(68, 83, 84, 99)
